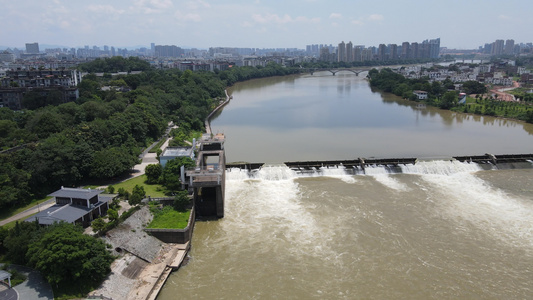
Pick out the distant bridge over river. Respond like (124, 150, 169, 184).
(302, 67, 370, 76)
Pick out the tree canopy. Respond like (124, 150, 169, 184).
(26, 222, 114, 289)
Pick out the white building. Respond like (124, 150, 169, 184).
(413, 90, 428, 100)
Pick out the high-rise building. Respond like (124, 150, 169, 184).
(378, 44, 387, 60)
(390, 44, 398, 59)
(346, 41, 353, 62)
(25, 42, 39, 54)
(337, 41, 346, 62)
(504, 39, 515, 55)
(492, 39, 505, 55)
(353, 46, 362, 62)
(319, 46, 330, 62)
(155, 45, 184, 58)
(428, 38, 440, 58)
(401, 42, 410, 59)
(411, 42, 419, 58)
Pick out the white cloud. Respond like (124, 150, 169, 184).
(186, 0, 211, 10)
(329, 13, 342, 19)
(368, 14, 384, 21)
(251, 13, 319, 25)
(87, 5, 125, 15)
(131, 0, 173, 14)
(498, 15, 510, 20)
(150, 0, 173, 9)
(351, 20, 363, 25)
(252, 13, 293, 24)
(175, 11, 202, 22)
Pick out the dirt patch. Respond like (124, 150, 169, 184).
(122, 257, 149, 279)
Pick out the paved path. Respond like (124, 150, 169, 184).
(0, 265, 54, 300)
(0, 199, 55, 227)
(0, 283, 17, 300)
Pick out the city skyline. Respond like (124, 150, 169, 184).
(1, 0, 532, 50)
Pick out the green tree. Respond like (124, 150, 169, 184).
(26, 222, 114, 289)
(129, 184, 146, 205)
(117, 187, 130, 200)
(3, 221, 43, 264)
(90, 146, 138, 179)
(462, 80, 487, 94)
(440, 91, 458, 109)
(160, 157, 195, 191)
(173, 190, 191, 212)
(145, 164, 163, 184)
(107, 185, 115, 194)
(91, 217, 106, 234)
(107, 208, 119, 222)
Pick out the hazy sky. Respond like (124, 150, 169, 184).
(1, 0, 531, 50)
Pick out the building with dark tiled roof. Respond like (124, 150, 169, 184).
(25, 187, 113, 228)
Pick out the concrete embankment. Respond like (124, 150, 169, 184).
(88, 207, 192, 300)
(205, 90, 231, 135)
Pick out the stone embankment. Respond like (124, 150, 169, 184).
(88, 207, 190, 300)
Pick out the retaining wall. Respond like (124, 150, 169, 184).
(144, 207, 195, 244)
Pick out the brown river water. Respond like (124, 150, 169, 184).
(157, 72, 533, 299)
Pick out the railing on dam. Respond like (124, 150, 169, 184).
(224, 153, 533, 172)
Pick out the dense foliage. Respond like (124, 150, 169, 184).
(0, 68, 224, 211)
(159, 157, 196, 191)
(1, 221, 113, 294)
(0, 60, 303, 212)
(368, 68, 533, 123)
(218, 62, 302, 86)
(26, 223, 114, 289)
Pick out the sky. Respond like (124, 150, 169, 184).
(1, 0, 532, 50)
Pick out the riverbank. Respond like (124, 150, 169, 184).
(88, 90, 230, 299)
(87, 206, 191, 300)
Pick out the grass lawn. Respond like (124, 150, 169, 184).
(148, 137, 167, 153)
(148, 206, 190, 229)
(0, 197, 52, 222)
(111, 175, 168, 198)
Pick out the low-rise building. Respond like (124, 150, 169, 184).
(25, 187, 113, 228)
(413, 90, 428, 100)
(160, 146, 195, 167)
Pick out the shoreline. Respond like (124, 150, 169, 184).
(89, 89, 230, 300)
(88, 206, 192, 300)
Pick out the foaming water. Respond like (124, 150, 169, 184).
(225, 166, 332, 258)
(370, 174, 410, 191)
(400, 160, 483, 175)
(418, 170, 533, 249)
(159, 164, 533, 299)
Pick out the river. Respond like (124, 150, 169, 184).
(157, 71, 533, 299)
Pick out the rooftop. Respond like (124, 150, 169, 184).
(25, 196, 112, 225)
(49, 187, 103, 200)
(161, 147, 193, 158)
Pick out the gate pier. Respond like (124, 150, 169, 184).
(186, 133, 226, 218)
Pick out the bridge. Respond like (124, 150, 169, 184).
(302, 67, 370, 76)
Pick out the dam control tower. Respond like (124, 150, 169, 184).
(186, 133, 226, 218)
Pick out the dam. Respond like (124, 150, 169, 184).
(158, 72, 533, 299)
